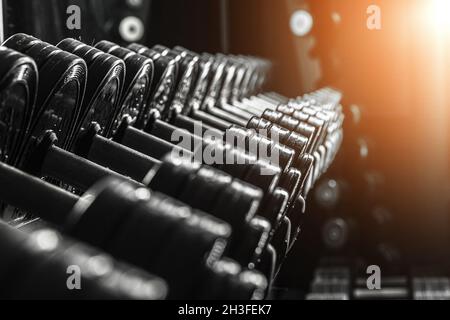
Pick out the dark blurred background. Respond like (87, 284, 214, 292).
(3, 0, 449, 280)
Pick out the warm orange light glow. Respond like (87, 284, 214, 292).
(429, 0, 450, 31)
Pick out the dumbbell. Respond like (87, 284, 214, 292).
(79, 43, 308, 258)
(0, 46, 37, 166)
(181, 91, 342, 181)
(79, 47, 302, 226)
(55, 39, 127, 139)
(2, 34, 88, 153)
(102, 41, 180, 124)
(134, 45, 335, 192)
(0, 221, 168, 300)
(0, 34, 340, 296)
(0, 37, 278, 270)
(150, 44, 200, 119)
(164, 51, 342, 174)
(109, 111, 308, 252)
(23, 130, 273, 269)
(0, 162, 266, 299)
(92, 40, 156, 129)
(0, 161, 270, 299)
(165, 91, 341, 252)
(172, 102, 342, 196)
(77, 117, 290, 225)
(59, 42, 293, 252)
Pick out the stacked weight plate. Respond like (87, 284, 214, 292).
(0, 34, 344, 300)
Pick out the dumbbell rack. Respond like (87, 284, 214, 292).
(0, 33, 344, 300)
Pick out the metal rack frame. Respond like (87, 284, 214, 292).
(0, 0, 4, 43)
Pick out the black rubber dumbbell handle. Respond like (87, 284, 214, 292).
(75, 124, 161, 182)
(25, 132, 144, 191)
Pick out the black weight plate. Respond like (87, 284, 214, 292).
(169, 57, 199, 118)
(230, 217, 271, 267)
(243, 159, 280, 195)
(128, 43, 160, 64)
(213, 179, 262, 227)
(57, 38, 86, 56)
(24, 42, 60, 69)
(246, 116, 270, 131)
(148, 56, 179, 121)
(257, 245, 276, 287)
(233, 270, 268, 300)
(221, 133, 254, 179)
(278, 168, 302, 204)
(261, 109, 284, 125)
(0, 222, 32, 297)
(271, 216, 291, 266)
(258, 188, 289, 228)
(246, 126, 294, 173)
(73, 44, 105, 66)
(14, 236, 166, 300)
(109, 261, 168, 300)
(294, 123, 316, 153)
(276, 104, 296, 117)
(179, 166, 233, 213)
(302, 106, 319, 117)
(107, 193, 179, 273)
(66, 179, 137, 249)
(208, 142, 243, 177)
(7, 230, 108, 300)
(153, 212, 221, 298)
(95, 40, 122, 56)
(285, 131, 309, 155)
(57, 40, 126, 137)
(116, 59, 153, 129)
(185, 57, 213, 115)
(144, 161, 188, 197)
(0, 48, 37, 165)
(81, 58, 124, 136)
(286, 195, 306, 252)
(146, 155, 201, 198)
(96, 41, 155, 129)
(130, 44, 179, 120)
(2, 33, 40, 54)
(279, 112, 316, 151)
(58, 39, 103, 67)
(26, 51, 87, 151)
(146, 195, 229, 299)
(224, 125, 249, 153)
(306, 116, 327, 150)
(279, 113, 301, 131)
(6, 230, 75, 299)
(266, 123, 292, 145)
(196, 260, 241, 300)
(73, 55, 125, 138)
(152, 44, 171, 56)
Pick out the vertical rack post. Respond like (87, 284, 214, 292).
(0, 0, 4, 43)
